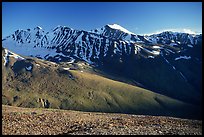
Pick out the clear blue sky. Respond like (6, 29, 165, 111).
(2, 2, 202, 37)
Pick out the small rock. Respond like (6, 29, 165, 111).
(158, 131, 162, 134)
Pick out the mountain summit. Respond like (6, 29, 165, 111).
(107, 24, 136, 35)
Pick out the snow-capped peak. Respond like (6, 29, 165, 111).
(33, 26, 43, 31)
(37, 26, 42, 29)
(107, 24, 135, 35)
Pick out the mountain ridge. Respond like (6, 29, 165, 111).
(2, 24, 202, 64)
(2, 24, 202, 111)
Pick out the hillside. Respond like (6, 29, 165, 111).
(2, 105, 202, 135)
(2, 48, 202, 120)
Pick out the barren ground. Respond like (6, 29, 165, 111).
(2, 105, 202, 135)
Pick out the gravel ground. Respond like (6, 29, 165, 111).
(2, 105, 202, 135)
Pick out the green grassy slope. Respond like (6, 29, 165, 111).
(2, 49, 201, 120)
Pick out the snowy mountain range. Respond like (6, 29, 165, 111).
(2, 24, 202, 65)
(2, 24, 202, 106)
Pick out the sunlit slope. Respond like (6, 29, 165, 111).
(2, 49, 201, 119)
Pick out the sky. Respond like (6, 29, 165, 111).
(2, 2, 202, 37)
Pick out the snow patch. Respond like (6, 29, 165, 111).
(104, 39, 109, 57)
(148, 56, 155, 59)
(165, 48, 175, 54)
(3, 49, 9, 66)
(25, 65, 32, 71)
(175, 56, 191, 61)
(37, 26, 42, 30)
(152, 46, 161, 49)
(63, 67, 70, 70)
(179, 72, 187, 81)
(3, 48, 25, 66)
(67, 59, 75, 64)
(151, 50, 160, 55)
(169, 43, 177, 46)
(135, 44, 160, 55)
(187, 44, 193, 48)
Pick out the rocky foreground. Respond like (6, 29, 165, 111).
(2, 105, 202, 135)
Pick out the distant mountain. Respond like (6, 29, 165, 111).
(2, 24, 202, 63)
(2, 24, 202, 107)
